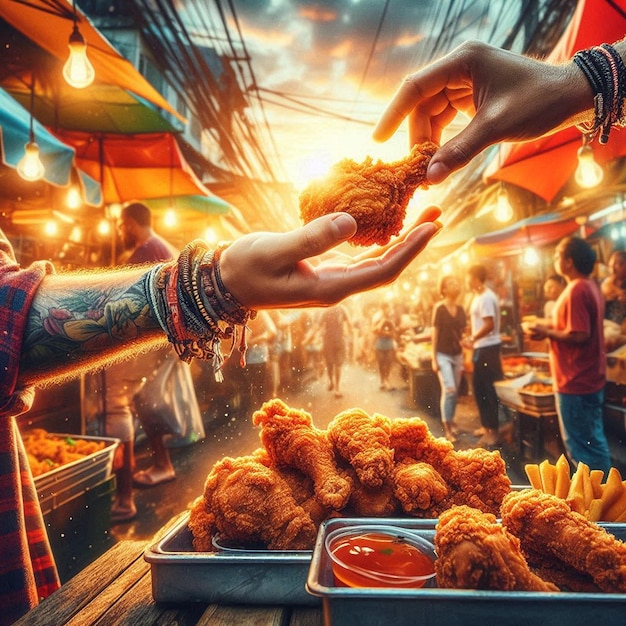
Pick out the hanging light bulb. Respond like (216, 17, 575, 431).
(494, 183, 514, 222)
(164, 209, 177, 228)
(523, 245, 540, 267)
(63, 2, 95, 88)
(575, 142, 603, 189)
(66, 185, 82, 209)
(17, 140, 45, 181)
(17, 75, 45, 182)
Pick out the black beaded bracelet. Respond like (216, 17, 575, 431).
(573, 43, 626, 144)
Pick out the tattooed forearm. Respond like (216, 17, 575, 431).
(19, 265, 167, 387)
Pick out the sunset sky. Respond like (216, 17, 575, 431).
(222, 0, 523, 190)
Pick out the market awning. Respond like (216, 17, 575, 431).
(2, 85, 68, 182)
(484, 0, 626, 203)
(4, 80, 179, 135)
(53, 129, 211, 204)
(0, 0, 184, 123)
(472, 212, 583, 257)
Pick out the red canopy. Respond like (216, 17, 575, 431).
(484, 0, 626, 202)
(53, 130, 211, 204)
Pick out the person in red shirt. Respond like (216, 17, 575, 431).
(529, 237, 611, 474)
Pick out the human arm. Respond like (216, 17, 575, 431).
(17, 209, 440, 387)
(529, 323, 589, 344)
(373, 39, 626, 183)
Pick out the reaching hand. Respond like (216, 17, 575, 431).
(219, 207, 441, 309)
(373, 40, 593, 184)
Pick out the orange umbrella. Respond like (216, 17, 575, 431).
(484, 0, 626, 202)
(53, 130, 211, 204)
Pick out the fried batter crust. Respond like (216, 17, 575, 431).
(299, 142, 437, 246)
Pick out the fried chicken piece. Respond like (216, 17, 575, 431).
(299, 142, 437, 246)
(392, 460, 449, 517)
(388, 416, 453, 464)
(388, 418, 511, 516)
(438, 448, 512, 517)
(344, 467, 399, 517)
(252, 398, 352, 510)
(327, 408, 394, 488)
(435, 505, 559, 591)
(188, 495, 216, 552)
(188, 454, 317, 551)
(501, 489, 626, 593)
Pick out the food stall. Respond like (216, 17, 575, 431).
(396, 333, 441, 416)
(497, 353, 563, 462)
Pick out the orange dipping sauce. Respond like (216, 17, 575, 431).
(326, 528, 436, 589)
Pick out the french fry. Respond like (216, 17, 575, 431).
(554, 454, 571, 499)
(604, 480, 626, 521)
(567, 463, 584, 501)
(590, 469, 604, 500)
(567, 492, 586, 515)
(524, 463, 542, 490)
(599, 467, 623, 519)
(587, 498, 604, 522)
(539, 459, 556, 495)
(578, 463, 594, 510)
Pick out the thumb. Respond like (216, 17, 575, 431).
(427, 116, 493, 184)
(281, 213, 357, 260)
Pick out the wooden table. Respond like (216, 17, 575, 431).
(15, 515, 323, 626)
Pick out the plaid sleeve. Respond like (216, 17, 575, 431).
(0, 229, 60, 624)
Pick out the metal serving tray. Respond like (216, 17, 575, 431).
(144, 512, 318, 605)
(306, 517, 626, 626)
(33, 434, 119, 516)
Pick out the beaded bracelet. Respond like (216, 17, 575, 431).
(142, 241, 256, 378)
(573, 43, 626, 144)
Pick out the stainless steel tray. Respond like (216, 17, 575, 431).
(33, 434, 119, 516)
(144, 512, 318, 605)
(306, 517, 626, 626)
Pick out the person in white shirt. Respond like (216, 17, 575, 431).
(463, 264, 503, 447)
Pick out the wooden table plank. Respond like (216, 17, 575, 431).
(13, 540, 147, 626)
(290, 606, 324, 626)
(197, 605, 286, 625)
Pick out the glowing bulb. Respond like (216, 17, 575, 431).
(494, 186, 514, 222)
(66, 186, 81, 209)
(44, 220, 58, 237)
(97, 219, 111, 236)
(164, 209, 177, 228)
(63, 26, 95, 88)
(17, 141, 45, 181)
(575, 144, 603, 188)
(523, 246, 539, 267)
(204, 227, 218, 244)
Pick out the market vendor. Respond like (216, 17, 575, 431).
(0, 208, 440, 623)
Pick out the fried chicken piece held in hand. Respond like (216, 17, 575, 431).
(299, 142, 437, 246)
(435, 505, 558, 592)
(253, 398, 352, 510)
(327, 408, 394, 488)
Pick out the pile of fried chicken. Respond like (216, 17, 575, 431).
(188, 398, 511, 551)
(299, 142, 437, 246)
(189, 398, 626, 594)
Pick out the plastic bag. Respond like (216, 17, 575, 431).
(134, 351, 205, 445)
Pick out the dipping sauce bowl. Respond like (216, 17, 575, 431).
(325, 524, 436, 589)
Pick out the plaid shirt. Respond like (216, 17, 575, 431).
(0, 228, 60, 624)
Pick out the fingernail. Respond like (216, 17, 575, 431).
(427, 161, 449, 184)
(331, 213, 357, 238)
